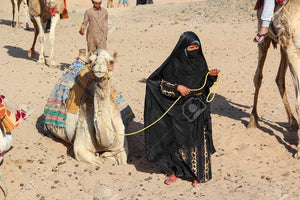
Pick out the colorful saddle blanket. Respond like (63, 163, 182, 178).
(43, 59, 135, 128)
(0, 95, 26, 133)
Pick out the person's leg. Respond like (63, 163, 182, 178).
(118, 0, 123, 7)
(87, 36, 97, 53)
(254, 0, 275, 43)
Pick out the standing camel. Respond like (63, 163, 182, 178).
(11, 0, 30, 29)
(248, 0, 300, 158)
(45, 50, 128, 166)
(28, 0, 64, 67)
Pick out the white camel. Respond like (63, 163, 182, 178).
(248, 0, 300, 158)
(28, 0, 64, 67)
(46, 50, 128, 166)
(11, 0, 30, 29)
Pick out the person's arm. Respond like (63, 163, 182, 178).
(207, 69, 220, 88)
(79, 10, 89, 34)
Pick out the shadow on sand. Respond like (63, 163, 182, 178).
(211, 94, 299, 156)
(4, 45, 35, 60)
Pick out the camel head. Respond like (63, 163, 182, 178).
(88, 50, 116, 82)
(46, 0, 56, 10)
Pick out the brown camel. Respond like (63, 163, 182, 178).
(28, 0, 64, 67)
(11, 0, 30, 29)
(248, 0, 300, 158)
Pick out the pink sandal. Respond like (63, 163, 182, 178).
(192, 178, 203, 187)
(164, 174, 179, 185)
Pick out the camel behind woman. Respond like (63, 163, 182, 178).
(248, 0, 300, 158)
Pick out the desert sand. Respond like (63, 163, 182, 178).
(0, 0, 300, 199)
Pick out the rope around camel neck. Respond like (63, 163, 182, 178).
(101, 72, 220, 136)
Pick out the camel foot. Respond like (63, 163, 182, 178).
(38, 57, 45, 64)
(47, 59, 56, 68)
(28, 49, 36, 58)
(247, 114, 259, 128)
(24, 23, 30, 30)
(289, 117, 299, 131)
(74, 148, 103, 166)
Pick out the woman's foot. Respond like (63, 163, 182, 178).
(164, 174, 179, 185)
(192, 178, 203, 187)
(253, 26, 268, 44)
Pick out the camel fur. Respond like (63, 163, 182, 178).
(107, 0, 114, 8)
(28, 0, 64, 67)
(46, 50, 128, 166)
(0, 130, 13, 164)
(248, 0, 300, 159)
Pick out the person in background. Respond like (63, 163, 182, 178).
(79, 0, 108, 52)
(118, 0, 129, 7)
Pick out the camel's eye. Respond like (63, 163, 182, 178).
(109, 60, 114, 65)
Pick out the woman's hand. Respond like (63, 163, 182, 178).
(209, 69, 220, 76)
(177, 85, 190, 96)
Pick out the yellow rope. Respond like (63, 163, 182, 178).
(68, 12, 81, 29)
(0, 170, 8, 200)
(102, 72, 220, 136)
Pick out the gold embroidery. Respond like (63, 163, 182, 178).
(178, 148, 187, 162)
(191, 147, 198, 176)
(203, 129, 209, 182)
(160, 80, 176, 97)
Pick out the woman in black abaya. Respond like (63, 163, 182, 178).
(144, 31, 220, 186)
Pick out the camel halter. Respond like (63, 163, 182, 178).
(100, 72, 220, 136)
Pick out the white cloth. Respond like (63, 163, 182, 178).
(261, 0, 275, 27)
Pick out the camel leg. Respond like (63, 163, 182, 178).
(48, 14, 60, 68)
(16, 0, 22, 28)
(34, 16, 46, 64)
(74, 117, 102, 166)
(11, 0, 16, 27)
(28, 17, 39, 59)
(109, 104, 128, 164)
(286, 38, 300, 159)
(23, 0, 30, 30)
(248, 38, 272, 128)
(276, 47, 299, 130)
(113, 142, 128, 165)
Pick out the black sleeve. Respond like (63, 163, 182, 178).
(207, 75, 218, 88)
(160, 79, 180, 98)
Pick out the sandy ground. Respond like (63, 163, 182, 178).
(0, 0, 300, 199)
